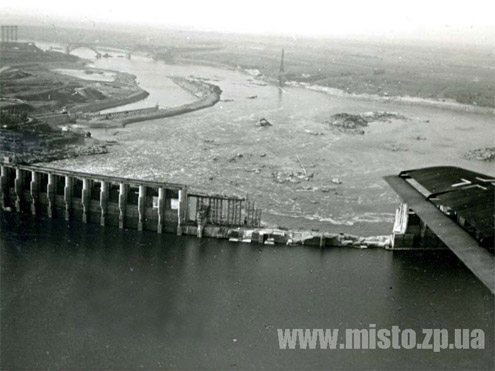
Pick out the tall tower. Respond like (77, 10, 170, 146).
(1, 25, 7, 42)
(278, 49, 285, 87)
(1, 25, 18, 42)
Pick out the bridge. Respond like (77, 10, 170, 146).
(65, 43, 135, 59)
(65, 43, 102, 58)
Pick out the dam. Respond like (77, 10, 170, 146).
(0, 162, 261, 238)
(0, 162, 393, 248)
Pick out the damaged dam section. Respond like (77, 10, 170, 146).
(0, 163, 390, 249)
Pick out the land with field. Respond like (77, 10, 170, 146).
(18, 25, 494, 109)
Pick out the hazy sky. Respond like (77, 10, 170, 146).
(1, 0, 494, 44)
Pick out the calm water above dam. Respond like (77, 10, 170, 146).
(1, 212, 493, 369)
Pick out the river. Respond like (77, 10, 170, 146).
(38, 42, 495, 235)
(1, 212, 493, 369)
(1, 42, 493, 369)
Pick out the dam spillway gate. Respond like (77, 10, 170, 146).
(0, 163, 262, 237)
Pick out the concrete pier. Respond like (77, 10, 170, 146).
(177, 189, 186, 235)
(157, 187, 165, 234)
(47, 174, 55, 218)
(138, 185, 146, 231)
(100, 181, 109, 226)
(14, 168, 22, 212)
(0, 165, 8, 208)
(197, 204, 209, 238)
(64, 176, 72, 221)
(81, 178, 90, 223)
(118, 183, 127, 229)
(391, 203, 445, 249)
(30, 171, 39, 215)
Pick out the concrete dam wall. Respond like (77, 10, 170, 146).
(0, 163, 261, 237)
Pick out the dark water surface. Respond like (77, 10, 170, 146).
(1, 213, 493, 370)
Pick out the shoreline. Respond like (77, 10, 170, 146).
(173, 57, 494, 115)
(64, 47, 495, 119)
(79, 77, 222, 128)
(289, 81, 495, 115)
(74, 88, 150, 114)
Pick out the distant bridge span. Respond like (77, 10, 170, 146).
(64, 43, 136, 59)
(65, 43, 101, 58)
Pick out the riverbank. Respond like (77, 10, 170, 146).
(79, 77, 222, 128)
(167, 56, 495, 116)
(173, 37, 494, 110)
(0, 43, 147, 115)
(73, 88, 150, 114)
(288, 81, 495, 115)
(0, 42, 147, 164)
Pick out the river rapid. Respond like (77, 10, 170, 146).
(37, 42, 495, 235)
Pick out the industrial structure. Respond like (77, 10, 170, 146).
(1, 25, 18, 42)
(0, 163, 262, 238)
(385, 166, 495, 293)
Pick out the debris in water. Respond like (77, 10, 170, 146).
(325, 111, 407, 134)
(465, 147, 495, 161)
(256, 118, 272, 127)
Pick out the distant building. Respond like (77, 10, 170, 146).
(1, 25, 18, 42)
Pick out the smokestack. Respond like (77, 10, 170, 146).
(13, 26, 17, 41)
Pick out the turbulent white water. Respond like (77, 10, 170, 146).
(34, 40, 495, 235)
